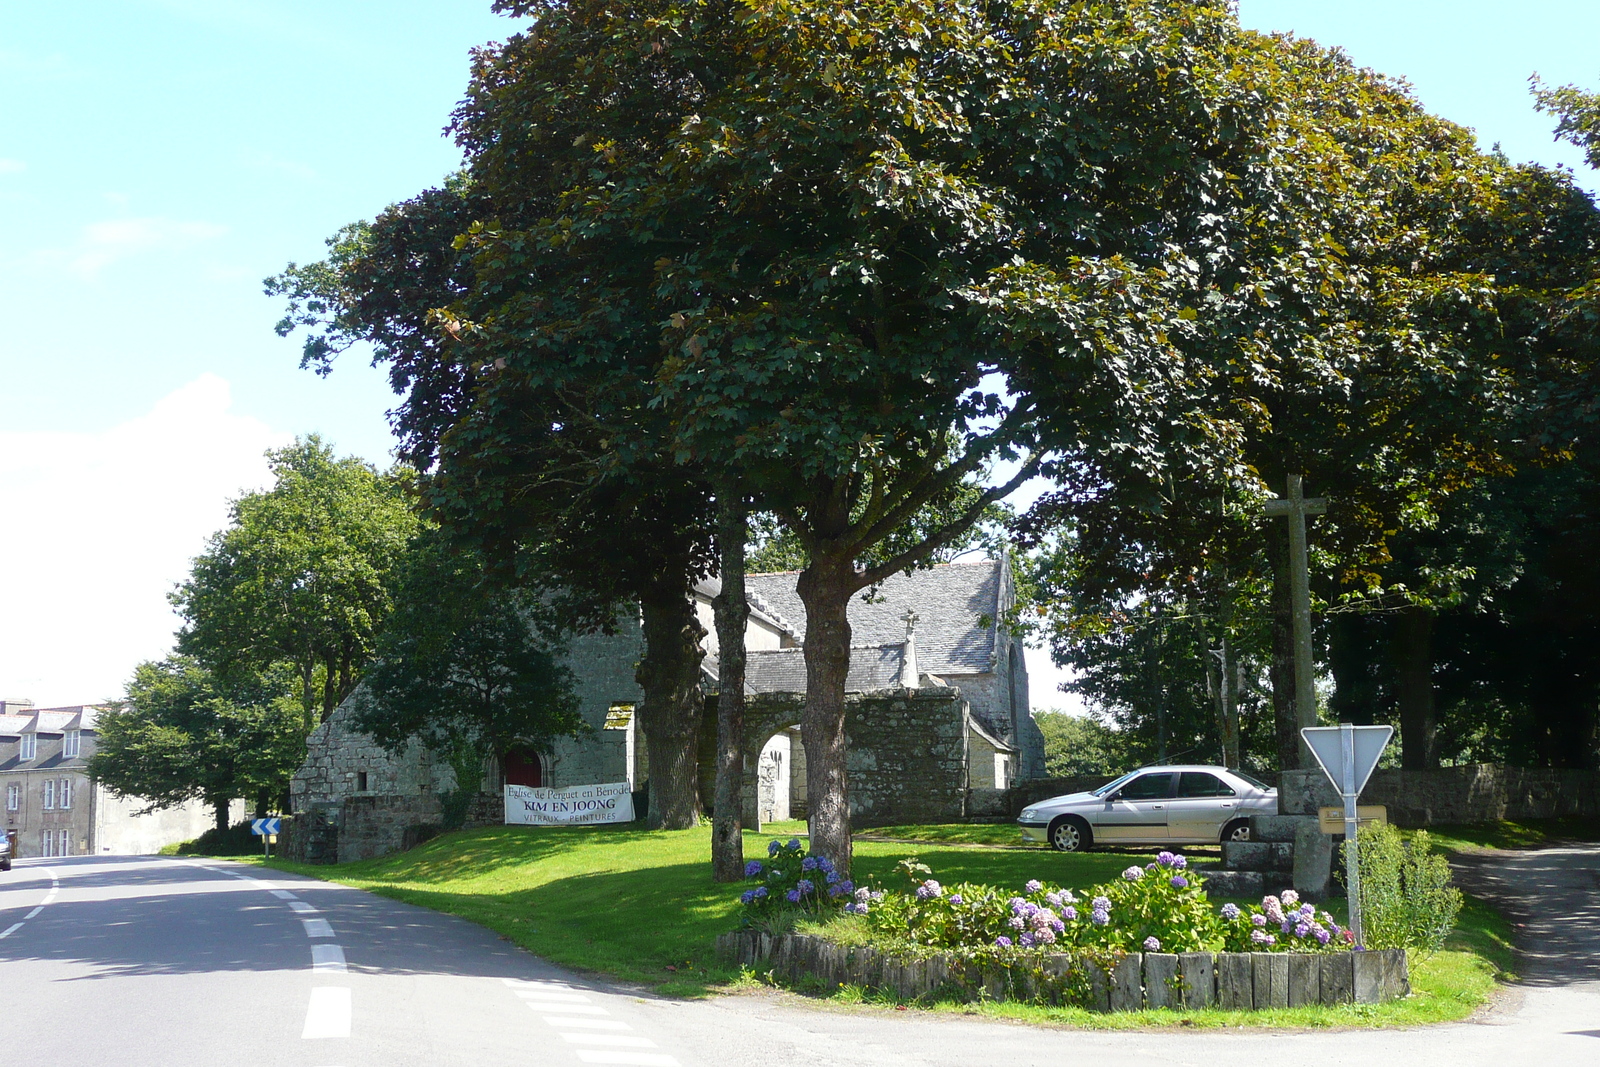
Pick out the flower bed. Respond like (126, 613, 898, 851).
(727, 842, 1410, 1010)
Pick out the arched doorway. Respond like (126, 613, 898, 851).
(502, 747, 546, 788)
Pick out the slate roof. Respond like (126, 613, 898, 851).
(693, 577, 802, 640)
(0, 714, 30, 737)
(745, 561, 1003, 677)
(743, 644, 909, 694)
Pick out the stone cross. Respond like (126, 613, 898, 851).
(899, 608, 920, 688)
(1262, 474, 1327, 766)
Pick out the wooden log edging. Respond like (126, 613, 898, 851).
(714, 931, 1409, 1012)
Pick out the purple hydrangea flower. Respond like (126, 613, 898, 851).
(1091, 909, 1110, 926)
(948, 894, 964, 906)
(1092, 896, 1110, 912)
(744, 860, 764, 878)
(1251, 914, 1268, 927)
(1122, 866, 1144, 881)
(853, 887, 871, 904)
(994, 936, 1013, 948)
(796, 879, 814, 895)
(1143, 936, 1161, 951)
(839, 881, 854, 895)
(1009, 916, 1027, 930)
(914, 880, 943, 901)
(753, 886, 768, 899)
(1044, 891, 1063, 907)
(1025, 879, 1043, 893)
(816, 856, 835, 874)
(801, 856, 818, 871)
(825, 871, 841, 885)
(1050, 919, 1066, 933)
(1294, 922, 1311, 938)
(1009, 896, 1027, 915)
(1250, 929, 1275, 945)
(843, 902, 863, 915)
(787, 838, 801, 850)
(1170, 875, 1189, 889)
(768, 840, 781, 857)
(740, 890, 755, 904)
(1156, 851, 1178, 867)
(1018, 933, 1035, 947)
(1035, 928, 1057, 944)
(1062, 906, 1078, 922)
(1280, 889, 1300, 907)
(1314, 927, 1331, 945)
(786, 889, 802, 903)
(828, 883, 846, 898)
(1172, 854, 1188, 870)
(1221, 903, 1241, 921)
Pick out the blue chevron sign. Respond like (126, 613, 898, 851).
(251, 818, 282, 836)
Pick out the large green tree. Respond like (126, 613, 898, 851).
(88, 657, 305, 831)
(443, 0, 1284, 873)
(173, 436, 419, 726)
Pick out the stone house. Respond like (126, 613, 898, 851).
(1, 701, 228, 858)
(288, 558, 1044, 861)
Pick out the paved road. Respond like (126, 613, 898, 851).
(4, 848, 1596, 1067)
(0, 856, 694, 1067)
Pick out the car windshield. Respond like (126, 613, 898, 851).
(1229, 769, 1274, 791)
(1091, 771, 1139, 797)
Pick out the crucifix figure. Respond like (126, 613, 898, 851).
(1263, 474, 1327, 766)
(898, 608, 920, 689)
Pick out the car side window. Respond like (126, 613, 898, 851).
(1178, 772, 1235, 798)
(1118, 773, 1175, 801)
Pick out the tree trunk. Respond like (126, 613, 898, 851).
(1392, 606, 1438, 770)
(796, 550, 856, 876)
(637, 579, 707, 830)
(1210, 635, 1241, 770)
(711, 494, 750, 882)
(213, 798, 230, 834)
(1268, 534, 1298, 773)
(1328, 612, 1383, 727)
(321, 652, 340, 724)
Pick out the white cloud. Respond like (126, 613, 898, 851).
(0, 375, 290, 706)
(0, 158, 23, 175)
(47, 216, 230, 279)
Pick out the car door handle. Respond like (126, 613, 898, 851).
(1149, 805, 1163, 810)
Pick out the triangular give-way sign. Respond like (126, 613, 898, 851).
(1301, 724, 1393, 798)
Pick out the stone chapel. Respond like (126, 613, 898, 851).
(287, 558, 1044, 862)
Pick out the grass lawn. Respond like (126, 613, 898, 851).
(263, 820, 1515, 1026)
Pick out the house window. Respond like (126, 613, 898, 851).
(58, 830, 70, 856)
(5, 784, 17, 811)
(20, 733, 36, 761)
(42, 779, 55, 810)
(59, 778, 72, 809)
(41, 830, 53, 858)
(63, 730, 81, 758)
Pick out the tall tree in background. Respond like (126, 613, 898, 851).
(173, 436, 418, 726)
(268, 185, 717, 830)
(353, 530, 586, 828)
(88, 657, 305, 831)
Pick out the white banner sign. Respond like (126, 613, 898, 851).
(505, 781, 635, 826)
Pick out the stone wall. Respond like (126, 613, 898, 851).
(738, 688, 974, 828)
(1279, 764, 1600, 825)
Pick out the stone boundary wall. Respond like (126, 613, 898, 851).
(1281, 764, 1600, 825)
(716, 931, 1408, 1011)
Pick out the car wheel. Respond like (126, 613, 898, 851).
(1222, 818, 1251, 844)
(1048, 815, 1092, 853)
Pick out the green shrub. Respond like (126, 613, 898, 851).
(173, 820, 261, 856)
(1343, 823, 1462, 953)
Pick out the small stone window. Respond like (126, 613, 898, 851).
(357, 771, 369, 792)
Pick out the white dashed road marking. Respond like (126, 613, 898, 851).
(271, 889, 298, 900)
(0, 867, 60, 941)
(505, 979, 682, 1066)
(302, 918, 335, 938)
(290, 901, 318, 914)
(302, 987, 353, 1039)
(312, 944, 348, 973)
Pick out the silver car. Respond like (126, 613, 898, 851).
(1018, 765, 1277, 852)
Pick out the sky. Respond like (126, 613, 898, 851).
(3, 1, 1598, 710)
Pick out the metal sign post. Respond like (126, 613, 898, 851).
(251, 817, 282, 860)
(1301, 724, 1392, 947)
